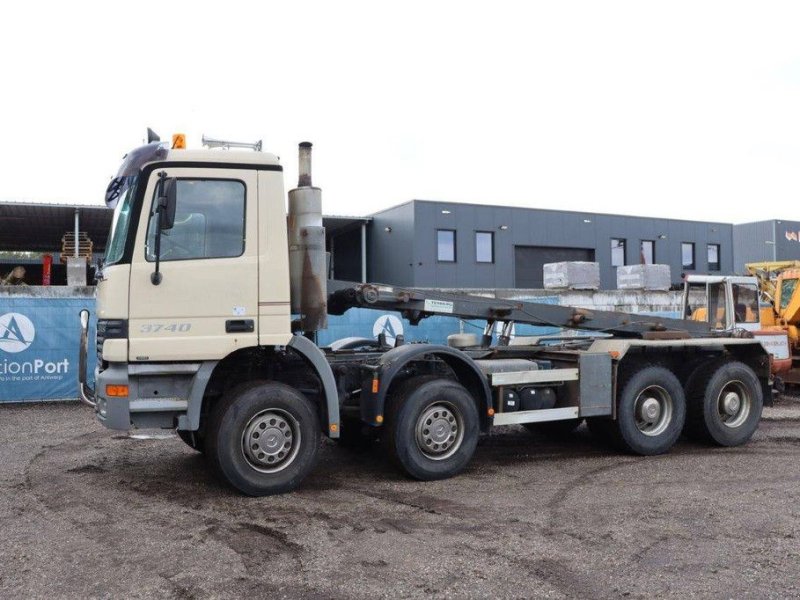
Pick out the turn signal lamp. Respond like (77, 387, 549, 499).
(106, 384, 129, 397)
(172, 133, 186, 149)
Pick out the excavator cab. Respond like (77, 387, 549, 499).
(773, 269, 800, 325)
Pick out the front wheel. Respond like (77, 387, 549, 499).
(383, 376, 479, 481)
(206, 381, 320, 496)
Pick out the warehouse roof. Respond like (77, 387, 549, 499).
(0, 201, 112, 253)
(323, 215, 371, 235)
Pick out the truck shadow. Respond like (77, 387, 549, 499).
(87, 424, 758, 501)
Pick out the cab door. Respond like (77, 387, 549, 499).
(128, 167, 259, 362)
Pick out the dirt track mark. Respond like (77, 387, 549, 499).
(67, 463, 107, 474)
(356, 488, 479, 519)
(545, 460, 636, 512)
(202, 518, 304, 576)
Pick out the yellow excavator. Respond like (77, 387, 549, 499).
(745, 261, 800, 383)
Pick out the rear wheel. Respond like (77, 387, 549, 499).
(383, 376, 479, 481)
(611, 365, 685, 455)
(686, 361, 762, 446)
(206, 381, 320, 496)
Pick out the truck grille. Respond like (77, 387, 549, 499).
(96, 319, 128, 366)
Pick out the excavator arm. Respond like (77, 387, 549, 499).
(745, 261, 800, 302)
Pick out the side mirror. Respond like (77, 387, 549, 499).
(151, 174, 177, 285)
(159, 178, 177, 230)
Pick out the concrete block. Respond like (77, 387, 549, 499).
(616, 264, 671, 291)
(66, 257, 87, 287)
(543, 262, 600, 290)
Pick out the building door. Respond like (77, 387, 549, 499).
(514, 246, 595, 288)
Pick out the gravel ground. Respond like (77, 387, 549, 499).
(1, 398, 799, 599)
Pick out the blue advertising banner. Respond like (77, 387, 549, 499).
(0, 296, 96, 403)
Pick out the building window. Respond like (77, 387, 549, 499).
(682, 242, 695, 270)
(707, 244, 720, 271)
(437, 229, 456, 262)
(475, 231, 494, 263)
(611, 238, 626, 267)
(146, 179, 246, 262)
(640, 240, 655, 265)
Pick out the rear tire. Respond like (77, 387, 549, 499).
(383, 376, 479, 481)
(205, 381, 320, 496)
(686, 360, 763, 446)
(611, 365, 686, 455)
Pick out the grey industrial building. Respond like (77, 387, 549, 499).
(357, 200, 738, 289)
(733, 219, 800, 270)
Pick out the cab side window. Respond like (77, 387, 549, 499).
(146, 179, 246, 261)
(732, 284, 759, 324)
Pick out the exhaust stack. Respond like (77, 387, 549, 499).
(298, 141, 313, 187)
(288, 142, 328, 332)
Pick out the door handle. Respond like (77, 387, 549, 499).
(226, 319, 254, 333)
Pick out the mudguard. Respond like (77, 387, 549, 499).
(360, 343, 493, 431)
(288, 335, 341, 438)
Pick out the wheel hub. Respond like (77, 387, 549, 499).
(242, 410, 299, 472)
(722, 392, 741, 416)
(718, 381, 751, 429)
(415, 403, 463, 460)
(633, 385, 673, 437)
(639, 397, 661, 424)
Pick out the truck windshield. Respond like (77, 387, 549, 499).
(102, 141, 167, 266)
(103, 176, 138, 265)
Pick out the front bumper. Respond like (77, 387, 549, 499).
(94, 363, 132, 430)
(93, 363, 196, 430)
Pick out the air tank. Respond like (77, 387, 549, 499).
(288, 142, 328, 332)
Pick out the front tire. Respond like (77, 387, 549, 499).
(611, 365, 686, 455)
(383, 376, 479, 481)
(206, 381, 320, 496)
